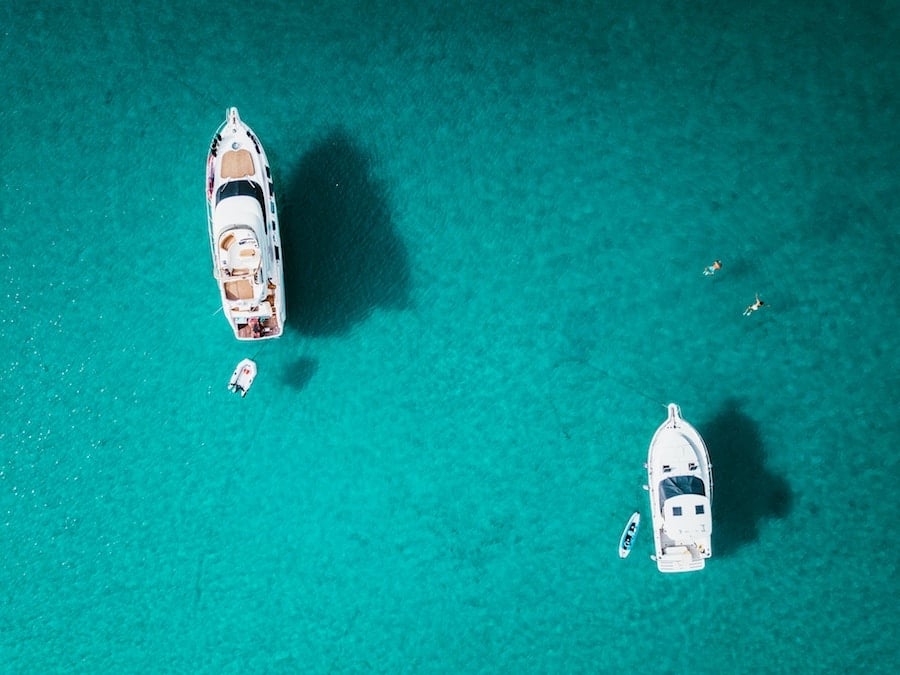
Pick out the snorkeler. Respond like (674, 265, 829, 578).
(703, 260, 722, 276)
(743, 293, 765, 316)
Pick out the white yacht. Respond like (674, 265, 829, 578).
(206, 107, 285, 340)
(646, 404, 713, 573)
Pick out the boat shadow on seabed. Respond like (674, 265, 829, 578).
(279, 128, 412, 338)
(702, 398, 792, 557)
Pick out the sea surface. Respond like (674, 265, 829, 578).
(2, 1, 898, 672)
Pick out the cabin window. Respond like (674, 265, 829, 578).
(695, 505, 705, 515)
(672, 506, 682, 516)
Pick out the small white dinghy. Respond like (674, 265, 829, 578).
(228, 358, 257, 397)
(618, 511, 641, 558)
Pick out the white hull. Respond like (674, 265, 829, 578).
(228, 358, 257, 397)
(207, 108, 285, 340)
(646, 404, 713, 573)
(618, 511, 641, 559)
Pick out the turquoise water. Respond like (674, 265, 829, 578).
(2, 1, 898, 672)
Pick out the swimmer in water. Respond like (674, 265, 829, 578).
(743, 293, 765, 316)
(703, 260, 722, 276)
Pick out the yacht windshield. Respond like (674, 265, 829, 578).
(216, 179, 264, 207)
(659, 476, 706, 504)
